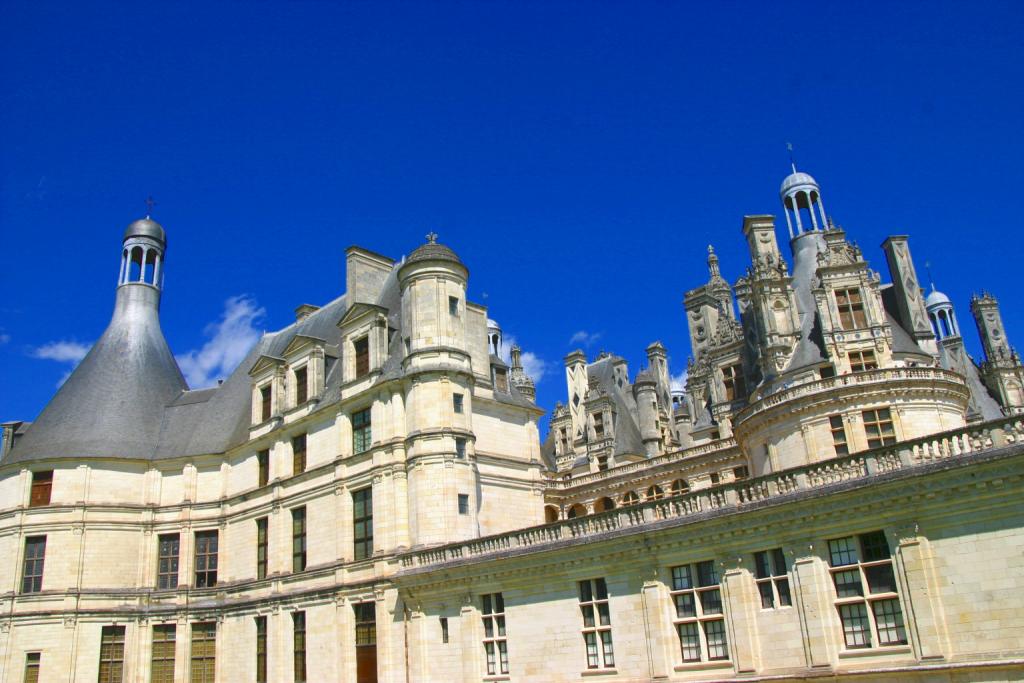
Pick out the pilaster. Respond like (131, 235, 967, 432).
(722, 564, 760, 673)
(640, 575, 672, 679)
(893, 524, 950, 661)
(790, 545, 837, 669)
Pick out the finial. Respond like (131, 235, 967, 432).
(707, 244, 720, 278)
(426, 231, 438, 244)
(145, 195, 157, 218)
(786, 142, 797, 174)
(925, 261, 936, 292)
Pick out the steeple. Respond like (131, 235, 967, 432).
(509, 344, 536, 402)
(6, 215, 187, 463)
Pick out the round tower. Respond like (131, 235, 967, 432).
(780, 169, 829, 238)
(926, 285, 960, 340)
(633, 369, 662, 457)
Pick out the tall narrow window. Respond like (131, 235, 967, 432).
(260, 385, 272, 422)
(97, 625, 126, 683)
(458, 494, 470, 515)
(256, 517, 268, 580)
(848, 349, 878, 372)
(23, 653, 41, 683)
(190, 622, 216, 683)
(453, 393, 464, 414)
(355, 602, 377, 653)
(194, 531, 218, 588)
(292, 506, 307, 572)
(559, 429, 569, 454)
(863, 408, 897, 449)
(157, 533, 180, 589)
(830, 415, 850, 456)
(593, 412, 605, 438)
(353, 487, 373, 560)
(455, 437, 466, 459)
(579, 578, 614, 669)
(292, 434, 307, 474)
(440, 617, 449, 644)
(722, 364, 746, 401)
(352, 408, 372, 454)
(836, 288, 868, 329)
(29, 470, 52, 507)
(151, 625, 176, 683)
(449, 296, 459, 316)
(754, 549, 792, 609)
(21, 536, 45, 593)
(828, 530, 906, 649)
(257, 449, 270, 488)
(295, 365, 308, 405)
(354, 337, 370, 378)
(670, 561, 729, 662)
(255, 616, 267, 683)
(293, 611, 307, 683)
(482, 592, 510, 675)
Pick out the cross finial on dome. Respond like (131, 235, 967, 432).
(786, 142, 797, 174)
(426, 231, 438, 244)
(145, 195, 157, 218)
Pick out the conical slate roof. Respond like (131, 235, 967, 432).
(8, 285, 187, 463)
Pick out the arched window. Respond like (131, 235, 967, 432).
(594, 497, 615, 513)
(670, 479, 689, 496)
(567, 503, 587, 519)
(544, 505, 560, 524)
(621, 491, 640, 506)
(646, 485, 664, 501)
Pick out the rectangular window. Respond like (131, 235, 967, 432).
(352, 408, 372, 454)
(494, 368, 509, 393)
(355, 602, 376, 646)
(453, 393, 464, 414)
(353, 487, 373, 560)
(593, 412, 604, 438)
(670, 561, 729, 662)
(449, 295, 459, 316)
(260, 385, 272, 422)
(151, 625, 176, 683)
(293, 611, 307, 683)
(458, 494, 469, 515)
(23, 653, 40, 683)
(29, 470, 52, 507)
(292, 506, 307, 572)
(194, 530, 218, 588)
(257, 449, 270, 488)
(97, 625, 126, 683)
(559, 428, 569, 454)
(482, 592, 510, 675)
(863, 408, 897, 449)
(255, 616, 267, 683)
(828, 530, 907, 649)
(579, 578, 614, 669)
(836, 288, 868, 330)
(722, 364, 746, 401)
(440, 617, 449, 644)
(455, 437, 466, 459)
(830, 415, 850, 456)
(256, 517, 268, 580)
(354, 337, 370, 378)
(848, 349, 878, 373)
(709, 472, 720, 485)
(733, 465, 749, 480)
(754, 548, 792, 609)
(190, 622, 216, 683)
(21, 536, 45, 593)
(157, 533, 180, 589)
(295, 366, 308, 405)
(292, 434, 307, 475)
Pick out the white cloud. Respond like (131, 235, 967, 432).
(176, 295, 266, 389)
(501, 334, 548, 384)
(569, 330, 602, 347)
(31, 340, 92, 387)
(670, 370, 689, 392)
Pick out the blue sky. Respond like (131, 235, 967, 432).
(2, 1, 1023, 427)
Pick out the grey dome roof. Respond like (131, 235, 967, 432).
(124, 217, 166, 243)
(406, 241, 463, 266)
(780, 171, 820, 196)
(926, 289, 952, 308)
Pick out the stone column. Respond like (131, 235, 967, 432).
(640, 575, 672, 679)
(790, 545, 837, 669)
(893, 525, 950, 661)
(721, 565, 760, 673)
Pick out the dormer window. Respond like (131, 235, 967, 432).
(593, 413, 605, 438)
(722, 364, 746, 401)
(494, 368, 509, 393)
(836, 288, 867, 330)
(260, 386, 272, 422)
(295, 366, 308, 405)
(354, 337, 370, 378)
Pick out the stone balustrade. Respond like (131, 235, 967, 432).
(399, 415, 1024, 572)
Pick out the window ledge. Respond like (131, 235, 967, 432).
(580, 669, 617, 677)
(483, 677, 510, 682)
(838, 645, 912, 659)
(674, 660, 733, 672)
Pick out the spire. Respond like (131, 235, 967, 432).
(509, 344, 536, 402)
(707, 244, 721, 278)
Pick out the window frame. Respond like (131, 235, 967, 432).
(453, 393, 464, 414)
(256, 517, 268, 580)
(21, 535, 46, 594)
(151, 624, 176, 683)
(828, 530, 907, 650)
(157, 533, 180, 590)
(578, 578, 615, 670)
(848, 349, 878, 373)
(354, 336, 370, 378)
(292, 506, 307, 572)
(29, 470, 53, 507)
(352, 487, 373, 560)
(830, 415, 850, 456)
(294, 365, 308, 405)
(458, 493, 470, 515)
(352, 408, 372, 454)
(293, 611, 307, 683)
(260, 384, 272, 422)
(292, 433, 307, 475)
(482, 592, 510, 676)
(722, 363, 747, 402)
(862, 408, 897, 449)
(190, 622, 217, 683)
(255, 615, 268, 683)
(753, 548, 792, 610)
(669, 561, 729, 663)
(193, 530, 218, 588)
(97, 625, 126, 683)
(257, 449, 270, 488)
(455, 437, 466, 459)
(449, 295, 460, 316)
(836, 288, 868, 330)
